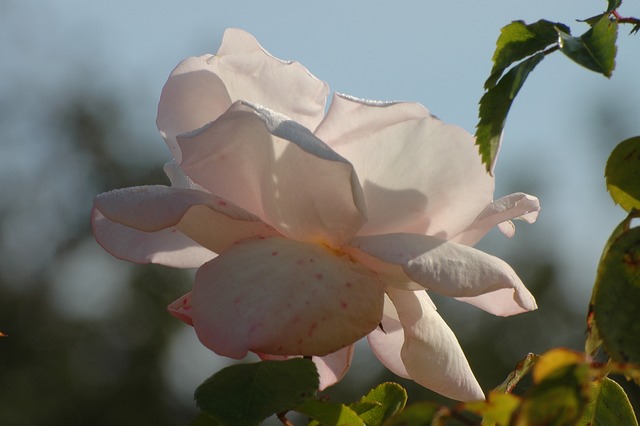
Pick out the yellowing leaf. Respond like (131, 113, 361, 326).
(464, 391, 521, 426)
(533, 348, 586, 383)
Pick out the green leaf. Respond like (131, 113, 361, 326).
(557, 15, 618, 77)
(607, 0, 622, 12)
(579, 377, 638, 425)
(298, 399, 365, 426)
(606, 136, 640, 211)
(515, 363, 591, 425)
(382, 402, 440, 426)
(592, 226, 640, 364)
(354, 382, 407, 426)
(194, 358, 319, 426)
(587, 211, 640, 355)
(190, 412, 226, 426)
(486, 20, 569, 89)
(476, 52, 545, 172)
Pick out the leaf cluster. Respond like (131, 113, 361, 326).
(476, 5, 627, 172)
(191, 359, 408, 426)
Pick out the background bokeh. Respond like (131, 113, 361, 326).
(1, 1, 639, 424)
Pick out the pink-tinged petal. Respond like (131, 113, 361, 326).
(209, 28, 329, 131)
(94, 185, 280, 254)
(258, 345, 355, 391)
(347, 234, 537, 316)
(190, 236, 385, 359)
(163, 160, 208, 191)
(315, 94, 493, 238)
(157, 55, 233, 163)
(168, 292, 193, 326)
(178, 101, 367, 245)
(92, 208, 214, 268)
(367, 295, 410, 379)
(452, 193, 541, 246)
(387, 288, 484, 401)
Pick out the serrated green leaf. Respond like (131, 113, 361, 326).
(592, 227, 640, 364)
(514, 363, 591, 425)
(297, 399, 364, 426)
(194, 358, 319, 426)
(579, 377, 638, 425)
(587, 211, 640, 355)
(557, 15, 618, 77)
(606, 136, 640, 211)
(476, 52, 545, 172)
(354, 382, 407, 426)
(383, 402, 440, 426)
(486, 20, 568, 89)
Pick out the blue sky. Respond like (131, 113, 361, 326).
(2, 0, 639, 407)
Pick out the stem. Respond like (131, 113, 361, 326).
(277, 412, 294, 426)
(612, 10, 640, 26)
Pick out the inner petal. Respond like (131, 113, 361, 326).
(178, 101, 367, 246)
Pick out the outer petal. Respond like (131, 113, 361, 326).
(367, 295, 411, 379)
(190, 236, 385, 358)
(178, 101, 367, 245)
(347, 233, 537, 316)
(94, 185, 280, 254)
(315, 94, 494, 238)
(258, 345, 355, 391)
(92, 208, 214, 268)
(209, 28, 329, 131)
(386, 288, 484, 401)
(451, 193, 540, 246)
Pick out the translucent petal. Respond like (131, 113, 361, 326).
(92, 208, 214, 268)
(190, 237, 384, 358)
(315, 94, 493, 238)
(348, 233, 537, 316)
(452, 193, 540, 246)
(94, 185, 280, 254)
(386, 288, 484, 401)
(178, 101, 367, 245)
(210, 28, 329, 131)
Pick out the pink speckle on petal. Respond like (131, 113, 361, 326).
(217, 200, 227, 206)
(314, 273, 323, 281)
(340, 301, 348, 309)
(308, 322, 318, 337)
(271, 251, 278, 256)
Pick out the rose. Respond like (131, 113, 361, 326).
(92, 28, 540, 401)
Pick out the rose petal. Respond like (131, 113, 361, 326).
(157, 55, 232, 163)
(190, 236, 384, 358)
(94, 185, 279, 254)
(259, 344, 355, 391)
(210, 28, 329, 131)
(367, 295, 411, 379)
(92, 208, 214, 268)
(178, 101, 367, 245)
(386, 288, 484, 401)
(347, 233, 537, 316)
(315, 93, 494, 238)
(452, 193, 541, 246)
(168, 292, 193, 325)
